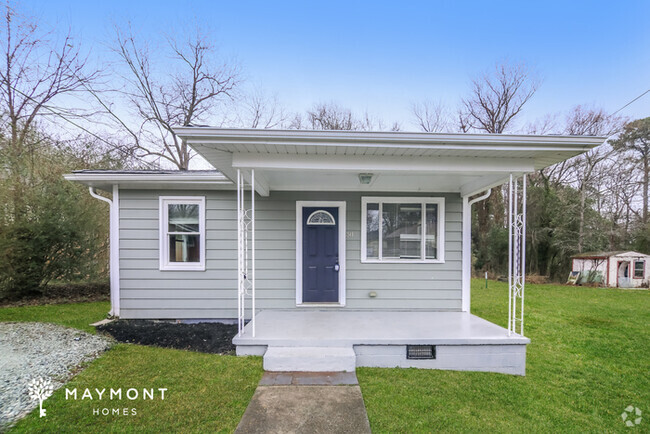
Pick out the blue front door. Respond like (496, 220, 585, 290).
(302, 207, 339, 303)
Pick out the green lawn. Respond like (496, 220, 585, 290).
(358, 280, 650, 433)
(1, 301, 263, 433)
(0, 301, 110, 333)
(3, 282, 648, 432)
(12, 345, 262, 433)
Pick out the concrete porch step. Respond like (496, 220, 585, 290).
(263, 346, 356, 372)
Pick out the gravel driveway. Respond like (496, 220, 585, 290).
(0, 322, 111, 431)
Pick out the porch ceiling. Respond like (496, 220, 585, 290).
(174, 127, 605, 197)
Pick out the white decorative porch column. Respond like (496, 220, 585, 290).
(237, 169, 256, 337)
(508, 174, 527, 336)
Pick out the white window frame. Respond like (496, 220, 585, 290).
(159, 196, 206, 271)
(361, 196, 445, 264)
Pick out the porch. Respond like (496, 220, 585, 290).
(233, 310, 530, 376)
(169, 128, 603, 377)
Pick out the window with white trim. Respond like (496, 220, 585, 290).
(159, 197, 205, 271)
(634, 260, 645, 279)
(361, 197, 445, 263)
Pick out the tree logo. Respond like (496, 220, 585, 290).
(621, 405, 642, 427)
(27, 377, 54, 418)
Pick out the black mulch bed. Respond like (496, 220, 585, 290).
(96, 320, 238, 354)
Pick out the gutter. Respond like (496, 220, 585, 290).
(173, 126, 606, 149)
(89, 186, 120, 317)
(461, 189, 492, 312)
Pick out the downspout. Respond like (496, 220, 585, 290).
(89, 185, 120, 317)
(461, 189, 492, 312)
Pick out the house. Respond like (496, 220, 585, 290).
(571, 251, 650, 288)
(65, 128, 604, 375)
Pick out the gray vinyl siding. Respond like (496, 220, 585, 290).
(119, 190, 463, 319)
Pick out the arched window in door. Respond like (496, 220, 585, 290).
(307, 210, 336, 225)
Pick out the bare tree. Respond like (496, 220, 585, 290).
(593, 158, 639, 248)
(611, 117, 650, 225)
(562, 106, 624, 252)
(235, 87, 287, 129)
(306, 102, 358, 130)
(460, 62, 539, 133)
(292, 102, 399, 131)
(0, 3, 96, 217)
(411, 100, 449, 132)
(526, 114, 558, 135)
(360, 110, 400, 132)
(90, 25, 239, 169)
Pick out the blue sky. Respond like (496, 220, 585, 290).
(27, 0, 650, 130)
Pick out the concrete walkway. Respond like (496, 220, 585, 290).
(235, 372, 371, 434)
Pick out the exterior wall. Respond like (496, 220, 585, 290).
(354, 344, 527, 376)
(572, 258, 608, 284)
(572, 259, 608, 274)
(607, 255, 650, 288)
(119, 189, 462, 319)
(573, 256, 650, 287)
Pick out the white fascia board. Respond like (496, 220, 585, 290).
(64, 173, 232, 190)
(64, 173, 229, 183)
(174, 126, 606, 150)
(231, 153, 536, 173)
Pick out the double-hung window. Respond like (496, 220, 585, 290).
(634, 260, 645, 279)
(361, 197, 445, 263)
(159, 196, 205, 271)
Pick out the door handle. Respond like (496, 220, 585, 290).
(334, 263, 340, 272)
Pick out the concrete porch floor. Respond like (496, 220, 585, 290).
(233, 310, 530, 375)
(233, 310, 530, 347)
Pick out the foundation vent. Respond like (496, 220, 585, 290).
(406, 345, 436, 360)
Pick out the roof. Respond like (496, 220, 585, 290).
(64, 129, 605, 196)
(174, 128, 603, 168)
(572, 251, 650, 259)
(172, 127, 605, 197)
(64, 170, 230, 191)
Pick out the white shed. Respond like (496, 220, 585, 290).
(571, 251, 650, 288)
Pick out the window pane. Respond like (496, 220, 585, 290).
(634, 261, 644, 278)
(366, 203, 379, 259)
(169, 234, 200, 262)
(383, 203, 421, 259)
(168, 204, 199, 232)
(425, 203, 438, 259)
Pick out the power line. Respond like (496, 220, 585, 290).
(612, 89, 650, 116)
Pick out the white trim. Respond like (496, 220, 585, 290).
(64, 172, 232, 193)
(65, 172, 229, 183)
(360, 196, 445, 264)
(462, 196, 470, 313)
(112, 185, 120, 316)
(461, 189, 493, 312)
(231, 153, 536, 173)
(175, 126, 606, 149)
(159, 196, 206, 271)
(295, 201, 347, 307)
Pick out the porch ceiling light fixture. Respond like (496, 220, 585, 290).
(358, 173, 373, 185)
